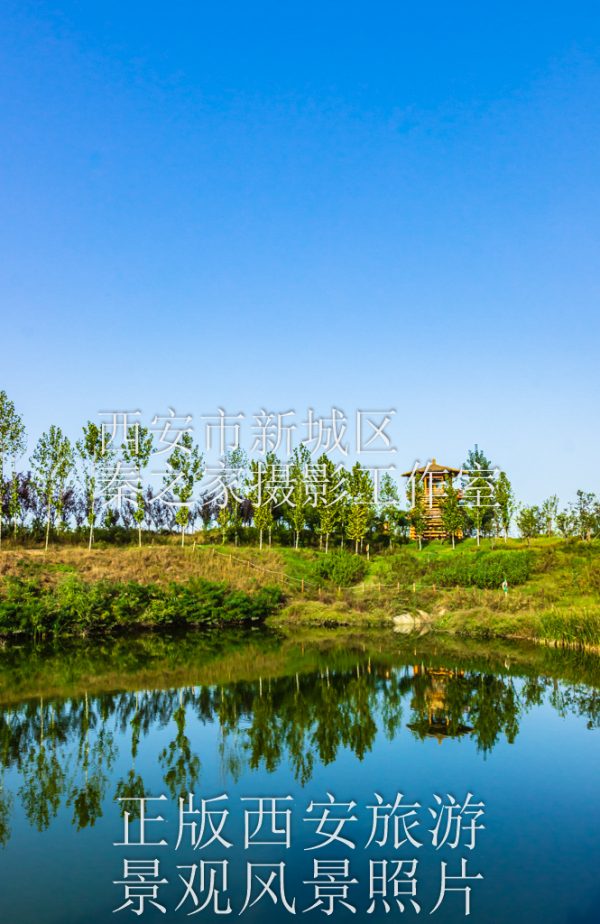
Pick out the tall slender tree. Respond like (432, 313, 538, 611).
(378, 472, 402, 548)
(345, 462, 374, 554)
(165, 433, 204, 547)
(440, 479, 464, 549)
(288, 445, 310, 549)
(494, 471, 515, 542)
(122, 424, 153, 548)
(76, 422, 113, 550)
(0, 391, 26, 548)
(462, 445, 495, 546)
(31, 426, 73, 550)
(541, 495, 559, 537)
(314, 454, 345, 553)
(407, 478, 427, 551)
(248, 454, 277, 551)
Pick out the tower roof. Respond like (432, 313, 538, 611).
(401, 458, 461, 477)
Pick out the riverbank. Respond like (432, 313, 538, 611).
(0, 540, 599, 648)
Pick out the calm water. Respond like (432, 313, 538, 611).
(0, 629, 598, 923)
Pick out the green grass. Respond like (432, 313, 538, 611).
(1, 538, 600, 648)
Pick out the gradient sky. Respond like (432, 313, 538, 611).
(1, 1, 599, 504)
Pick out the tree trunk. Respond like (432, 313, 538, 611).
(452, 533, 455, 549)
(476, 526, 480, 547)
(45, 502, 51, 552)
(259, 529, 263, 551)
(181, 524, 185, 547)
(268, 527, 272, 548)
(325, 534, 329, 554)
(88, 481, 95, 551)
(355, 539, 359, 554)
(138, 524, 142, 548)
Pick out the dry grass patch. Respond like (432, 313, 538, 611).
(0, 546, 289, 593)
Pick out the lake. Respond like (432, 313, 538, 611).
(0, 628, 598, 923)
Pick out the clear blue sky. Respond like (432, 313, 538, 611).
(1, 1, 599, 504)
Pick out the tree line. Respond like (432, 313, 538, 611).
(1, 390, 599, 551)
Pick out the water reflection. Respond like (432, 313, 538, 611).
(0, 629, 597, 846)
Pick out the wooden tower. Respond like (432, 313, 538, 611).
(401, 458, 461, 541)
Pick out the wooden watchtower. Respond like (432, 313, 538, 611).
(401, 458, 461, 541)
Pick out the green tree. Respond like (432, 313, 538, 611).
(247, 454, 276, 550)
(0, 391, 26, 548)
(462, 445, 495, 546)
(288, 445, 311, 549)
(122, 424, 153, 548)
(31, 425, 73, 550)
(315, 453, 345, 553)
(516, 505, 542, 545)
(440, 479, 464, 549)
(345, 462, 374, 553)
(494, 471, 515, 542)
(407, 479, 427, 550)
(165, 433, 204, 547)
(216, 448, 248, 545)
(540, 495, 559, 536)
(76, 422, 113, 550)
(572, 490, 598, 541)
(556, 508, 576, 539)
(378, 472, 403, 548)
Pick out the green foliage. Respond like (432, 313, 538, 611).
(433, 551, 533, 588)
(0, 390, 26, 546)
(312, 550, 368, 586)
(0, 575, 284, 636)
(494, 471, 515, 539)
(516, 505, 543, 542)
(345, 462, 374, 551)
(247, 453, 276, 549)
(287, 445, 311, 548)
(165, 433, 204, 544)
(440, 478, 464, 546)
(31, 425, 73, 549)
(314, 453, 345, 551)
(406, 478, 427, 549)
(122, 424, 154, 546)
(461, 445, 496, 542)
(76, 421, 114, 549)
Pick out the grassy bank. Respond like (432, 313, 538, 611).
(0, 539, 599, 647)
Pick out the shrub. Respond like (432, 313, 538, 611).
(0, 575, 284, 637)
(433, 551, 533, 589)
(312, 550, 368, 586)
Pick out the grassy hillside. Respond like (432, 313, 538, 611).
(0, 538, 599, 647)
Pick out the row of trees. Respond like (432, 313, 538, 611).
(1, 391, 599, 551)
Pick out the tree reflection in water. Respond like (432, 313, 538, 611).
(0, 631, 597, 846)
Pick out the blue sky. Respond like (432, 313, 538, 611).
(1, 1, 599, 504)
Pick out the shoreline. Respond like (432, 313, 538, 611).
(0, 542, 599, 651)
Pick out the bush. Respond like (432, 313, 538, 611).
(433, 551, 533, 589)
(312, 550, 368, 587)
(0, 575, 284, 637)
